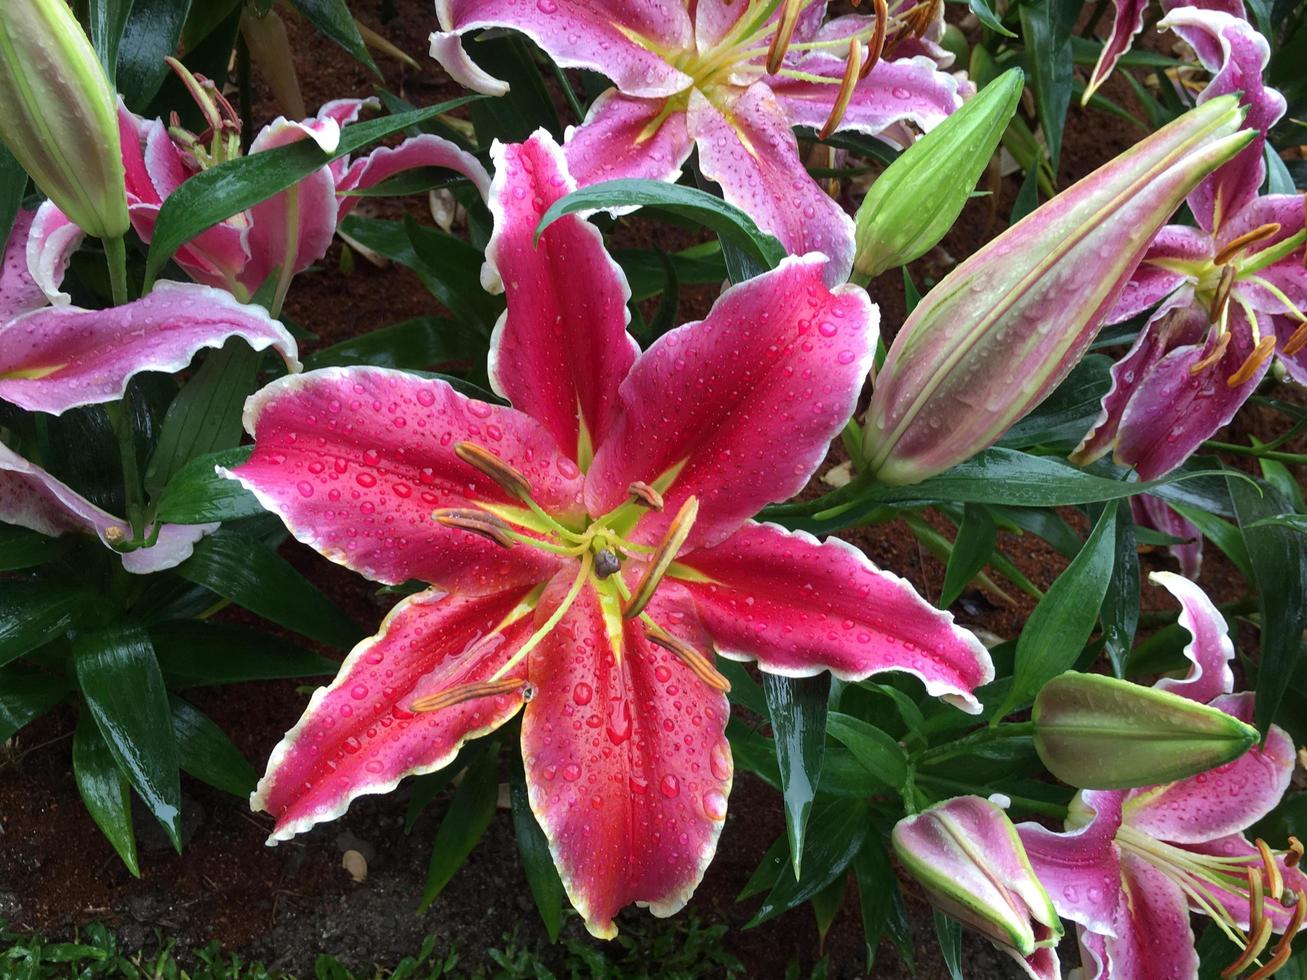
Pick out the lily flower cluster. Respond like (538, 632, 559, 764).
(896, 572, 1305, 980)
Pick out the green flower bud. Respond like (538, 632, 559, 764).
(0, 0, 129, 239)
(1033, 671, 1259, 789)
(852, 69, 1023, 283)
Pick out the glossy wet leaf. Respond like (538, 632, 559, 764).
(72, 626, 181, 849)
(154, 446, 263, 524)
(824, 712, 909, 792)
(0, 582, 95, 668)
(419, 743, 500, 912)
(0, 138, 26, 248)
(151, 620, 336, 686)
(762, 672, 829, 879)
(854, 836, 914, 972)
(0, 668, 72, 742)
(304, 316, 480, 371)
(171, 695, 257, 797)
(934, 909, 964, 980)
(940, 504, 997, 608)
(0, 524, 74, 571)
(287, 0, 378, 75)
(999, 355, 1113, 449)
(72, 710, 139, 876)
(510, 753, 564, 942)
(1019, 0, 1075, 172)
(1101, 504, 1140, 678)
(971, 0, 1016, 35)
(117, 0, 193, 109)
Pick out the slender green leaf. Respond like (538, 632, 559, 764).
(175, 530, 363, 649)
(1011, 164, 1041, 222)
(998, 501, 1118, 715)
(825, 712, 909, 790)
(73, 710, 139, 876)
(510, 753, 564, 942)
(0, 524, 74, 570)
(0, 582, 94, 668)
(466, 35, 561, 142)
(940, 505, 997, 608)
(0, 668, 71, 741)
(0, 138, 27, 249)
(153, 446, 262, 524)
(151, 619, 336, 686)
(1169, 501, 1251, 577)
(1248, 514, 1307, 535)
(170, 695, 257, 796)
(72, 626, 181, 849)
(854, 836, 912, 972)
(999, 355, 1113, 449)
(88, 0, 134, 84)
(304, 316, 479, 370)
(934, 909, 964, 980)
(1101, 506, 1140, 677)
(286, 0, 378, 75)
(763, 672, 829, 879)
(117, 0, 192, 109)
(419, 742, 500, 911)
(971, 0, 1016, 35)
(1019, 0, 1075, 172)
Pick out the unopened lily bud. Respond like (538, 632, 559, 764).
(893, 796, 1062, 978)
(1032, 671, 1258, 789)
(853, 69, 1023, 282)
(0, 0, 129, 240)
(863, 95, 1255, 485)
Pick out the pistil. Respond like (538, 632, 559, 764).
(623, 496, 699, 618)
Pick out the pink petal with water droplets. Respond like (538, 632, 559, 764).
(563, 90, 693, 189)
(1123, 693, 1294, 844)
(675, 522, 993, 713)
(428, 31, 510, 96)
(253, 586, 535, 842)
(1017, 790, 1125, 935)
(25, 202, 84, 307)
(432, 0, 693, 99)
(1180, 832, 1307, 932)
(521, 577, 731, 939)
(1084, 0, 1149, 101)
(687, 85, 856, 286)
(1071, 293, 1204, 467)
(1113, 304, 1267, 479)
(0, 282, 300, 414)
(2, 210, 52, 320)
(227, 367, 579, 592)
(1148, 571, 1234, 703)
(1105, 225, 1211, 324)
(1101, 852, 1198, 980)
(1161, 8, 1287, 231)
(1076, 926, 1110, 980)
(586, 254, 876, 548)
(1131, 495, 1202, 578)
(1220, 195, 1307, 315)
(694, 0, 829, 56)
(483, 132, 638, 462)
(335, 134, 491, 224)
(0, 442, 214, 574)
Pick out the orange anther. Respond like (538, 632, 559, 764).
(647, 630, 731, 693)
(411, 676, 526, 713)
(1285, 837, 1303, 869)
(766, 0, 803, 75)
(861, 0, 888, 80)
(820, 38, 863, 139)
(1282, 319, 1307, 357)
(1256, 838, 1284, 901)
(454, 441, 533, 498)
(1226, 336, 1276, 387)
(433, 508, 515, 548)
(1213, 223, 1282, 267)
(1189, 331, 1232, 374)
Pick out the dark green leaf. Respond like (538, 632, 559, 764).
(304, 316, 480, 370)
(510, 753, 564, 942)
(998, 501, 1117, 715)
(1011, 164, 1040, 222)
(1231, 477, 1307, 734)
(971, 0, 1016, 35)
(853, 836, 911, 972)
(616, 245, 726, 303)
(538, 180, 787, 274)
(940, 505, 997, 608)
(170, 695, 257, 796)
(154, 446, 263, 524)
(0, 668, 71, 741)
(824, 712, 909, 791)
(999, 354, 1112, 449)
(763, 672, 829, 879)
(73, 710, 139, 875)
(117, 0, 193, 109)
(175, 530, 363, 649)
(1019, 0, 1075, 172)
(88, 0, 134, 84)
(1101, 506, 1140, 677)
(0, 582, 94, 668)
(145, 98, 479, 283)
(419, 742, 500, 911)
(72, 626, 181, 849)
(1169, 501, 1250, 578)
(286, 0, 379, 75)
(934, 909, 964, 980)
(466, 35, 560, 142)
(151, 620, 336, 686)
(0, 134, 26, 252)
(0, 524, 74, 570)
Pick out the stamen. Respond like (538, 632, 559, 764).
(1282, 319, 1307, 357)
(1247, 889, 1307, 980)
(628, 481, 665, 510)
(1286, 837, 1303, 869)
(1210, 264, 1238, 324)
(646, 629, 732, 693)
(433, 508, 515, 548)
(490, 551, 594, 681)
(819, 38, 863, 139)
(623, 496, 699, 619)
(1221, 913, 1273, 979)
(861, 0, 888, 80)
(454, 441, 533, 498)
(1248, 865, 1266, 934)
(1213, 223, 1281, 267)
(766, 0, 803, 74)
(1227, 336, 1276, 387)
(411, 677, 526, 713)
(1189, 332, 1232, 374)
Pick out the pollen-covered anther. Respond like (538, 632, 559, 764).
(860, 0, 889, 80)
(1209, 264, 1238, 324)
(820, 38, 863, 140)
(103, 525, 125, 544)
(410, 677, 527, 713)
(628, 481, 665, 510)
(647, 629, 731, 693)
(433, 508, 515, 548)
(454, 441, 533, 498)
(623, 496, 699, 619)
(1213, 223, 1282, 267)
(766, 0, 804, 75)
(1189, 331, 1232, 374)
(1220, 869, 1275, 979)
(1226, 336, 1276, 387)
(1281, 318, 1307, 357)
(1247, 888, 1307, 980)
(1286, 836, 1303, 869)
(1256, 838, 1284, 900)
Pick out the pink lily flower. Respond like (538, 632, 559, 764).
(430, 0, 967, 285)
(1017, 572, 1306, 980)
(31, 60, 489, 310)
(226, 130, 993, 938)
(0, 208, 299, 572)
(1072, 9, 1301, 481)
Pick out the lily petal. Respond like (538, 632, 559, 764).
(1083, 0, 1148, 103)
(1220, 196, 1307, 315)
(1106, 225, 1211, 324)
(2, 209, 53, 319)
(1149, 570, 1234, 704)
(673, 522, 993, 713)
(431, 0, 693, 99)
(1018, 790, 1126, 936)
(483, 132, 639, 463)
(1103, 852, 1198, 980)
(687, 84, 856, 285)
(335, 134, 492, 224)
(1131, 495, 1203, 579)
(1181, 832, 1307, 932)
(562, 90, 693, 188)
(521, 576, 731, 939)
(585, 254, 876, 549)
(1123, 693, 1295, 844)
(0, 441, 214, 574)
(0, 282, 300, 415)
(226, 366, 580, 591)
(252, 586, 535, 842)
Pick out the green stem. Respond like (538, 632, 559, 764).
(1201, 439, 1307, 465)
(916, 775, 1068, 819)
(913, 721, 1036, 767)
(549, 60, 586, 125)
(104, 235, 129, 306)
(236, 34, 254, 154)
(105, 401, 144, 540)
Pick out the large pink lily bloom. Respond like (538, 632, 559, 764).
(0, 209, 299, 572)
(31, 65, 489, 309)
(1018, 572, 1305, 980)
(1072, 9, 1300, 481)
(430, 0, 967, 285)
(227, 130, 993, 938)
